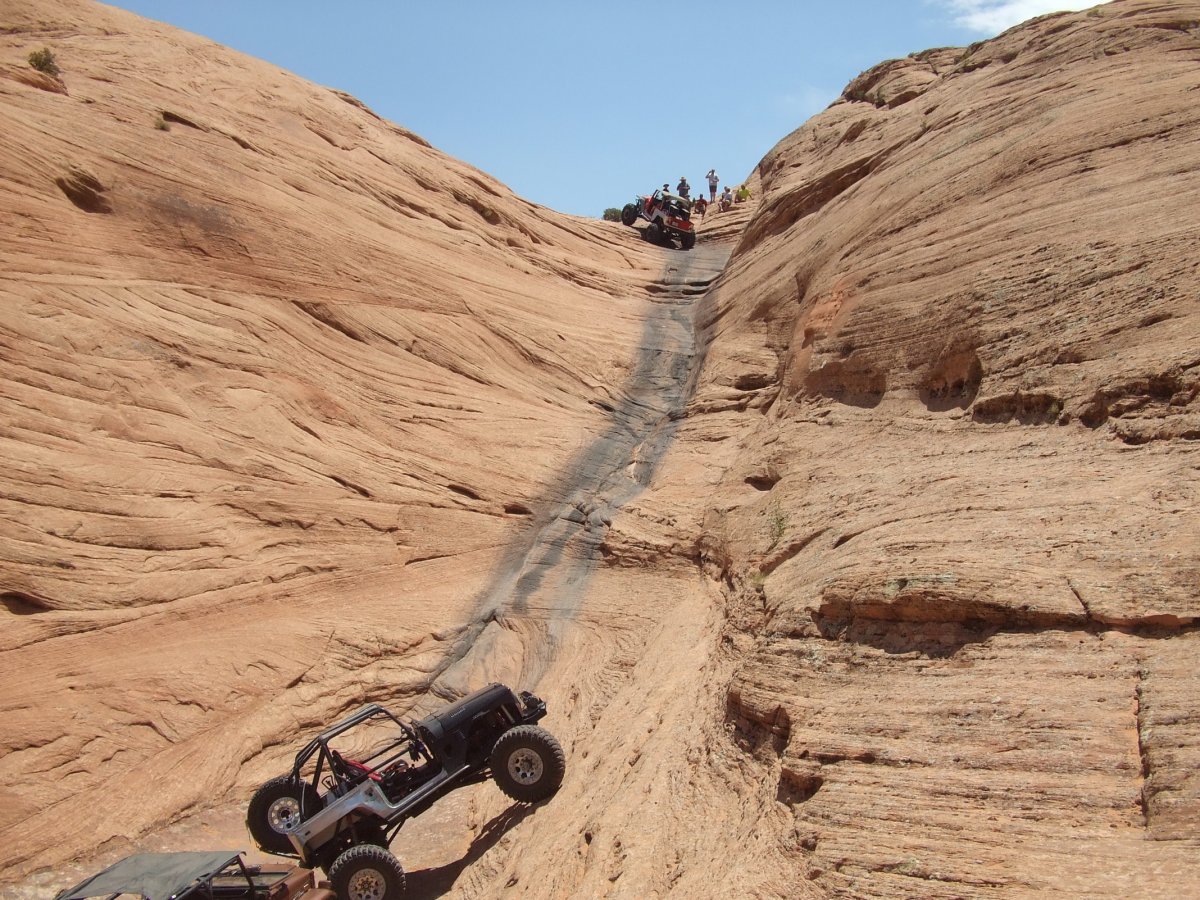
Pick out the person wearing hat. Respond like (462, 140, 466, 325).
(676, 176, 690, 199)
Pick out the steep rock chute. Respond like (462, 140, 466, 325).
(1, 0, 1198, 897)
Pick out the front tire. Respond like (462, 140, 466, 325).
(644, 221, 662, 244)
(490, 725, 566, 803)
(620, 203, 638, 227)
(680, 231, 696, 250)
(329, 844, 406, 900)
(246, 775, 322, 855)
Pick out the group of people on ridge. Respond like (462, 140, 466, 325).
(668, 169, 750, 218)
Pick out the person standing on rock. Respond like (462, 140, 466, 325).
(706, 168, 719, 202)
(676, 176, 690, 199)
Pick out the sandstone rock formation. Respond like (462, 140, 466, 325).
(665, 1, 1200, 894)
(1, 0, 1198, 898)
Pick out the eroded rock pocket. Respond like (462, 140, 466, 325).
(55, 166, 111, 213)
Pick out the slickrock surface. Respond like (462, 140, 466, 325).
(0, 0, 717, 888)
(657, 0, 1200, 895)
(1, 0, 1198, 898)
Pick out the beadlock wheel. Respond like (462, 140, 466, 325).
(507, 747, 544, 785)
(267, 796, 301, 832)
(329, 844, 406, 900)
(346, 866, 387, 900)
(490, 724, 566, 803)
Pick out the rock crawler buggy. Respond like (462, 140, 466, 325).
(246, 683, 565, 899)
(621, 190, 696, 250)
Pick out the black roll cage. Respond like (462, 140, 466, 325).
(288, 686, 548, 793)
(288, 704, 433, 801)
(280, 685, 551, 851)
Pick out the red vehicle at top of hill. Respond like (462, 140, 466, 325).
(620, 190, 696, 250)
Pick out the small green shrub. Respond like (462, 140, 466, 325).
(766, 502, 788, 551)
(28, 47, 59, 76)
(602, 207, 622, 222)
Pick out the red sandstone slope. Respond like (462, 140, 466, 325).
(0, 0, 702, 884)
(2, 0, 1199, 898)
(636, 0, 1199, 895)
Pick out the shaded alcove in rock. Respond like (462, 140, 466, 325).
(803, 357, 887, 408)
(920, 347, 984, 412)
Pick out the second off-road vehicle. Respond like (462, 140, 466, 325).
(55, 850, 332, 900)
(621, 189, 697, 250)
(246, 683, 564, 898)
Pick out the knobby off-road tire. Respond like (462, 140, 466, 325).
(621, 203, 639, 226)
(645, 221, 663, 244)
(329, 844, 406, 900)
(246, 775, 322, 855)
(490, 725, 566, 803)
(680, 230, 696, 250)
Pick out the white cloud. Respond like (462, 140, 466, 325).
(934, 0, 1101, 35)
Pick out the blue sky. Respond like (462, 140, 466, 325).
(107, 1, 1100, 217)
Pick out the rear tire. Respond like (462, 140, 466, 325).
(620, 203, 638, 227)
(329, 844, 406, 900)
(491, 725, 566, 803)
(246, 775, 322, 855)
(680, 231, 696, 250)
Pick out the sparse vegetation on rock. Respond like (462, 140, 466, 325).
(765, 502, 787, 551)
(27, 47, 59, 76)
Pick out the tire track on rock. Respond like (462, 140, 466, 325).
(431, 242, 729, 697)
